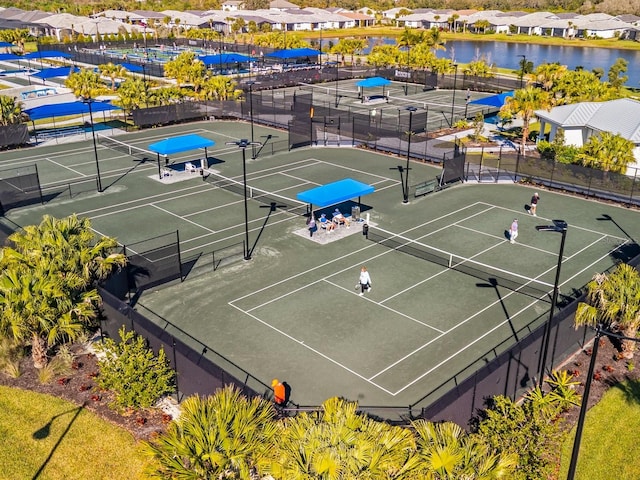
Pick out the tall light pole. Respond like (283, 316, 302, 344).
(83, 97, 102, 193)
(518, 54, 526, 88)
(246, 81, 258, 159)
(404, 44, 411, 96)
(403, 106, 418, 203)
(226, 139, 262, 261)
(335, 53, 340, 108)
(566, 324, 602, 480)
(450, 64, 458, 127)
(535, 219, 568, 388)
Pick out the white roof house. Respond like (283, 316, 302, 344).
(535, 99, 640, 172)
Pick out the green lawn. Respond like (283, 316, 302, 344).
(0, 386, 151, 480)
(559, 380, 640, 480)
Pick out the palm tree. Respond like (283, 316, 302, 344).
(0, 94, 25, 125)
(500, 86, 551, 154)
(575, 264, 640, 359)
(532, 62, 567, 93)
(269, 397, 420, 479)
(115, 77, 152, 111)
(578, 132, 636, 177)
(164, 51, 205, 88)
(144, 385, 278, 479)
(412, 420, 517, 478)
(99, 62, 129, 91)
(197, 75, 241, 101)
(0, 265, 100, 369)
(1, 214, 127, 289)
(65, 68, 104, 101)
(0, 214, 123, 369)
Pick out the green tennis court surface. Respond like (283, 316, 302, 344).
(3, 120, 640, 415)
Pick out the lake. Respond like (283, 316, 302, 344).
(318, 37, 640, 86)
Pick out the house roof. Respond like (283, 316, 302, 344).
(535, 99, 640, 144)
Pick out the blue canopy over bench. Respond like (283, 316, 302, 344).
(296, 178, 375, 216)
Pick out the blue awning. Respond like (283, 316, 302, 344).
(31, 66, 79, 80)
(0, 41, 14, 47)
(297, 178, 375, 208)
(266, 48, 321, 59)
(119, 62, 144, 73)
(356, 77, 391, 88)
(24, 50, 73, 59)
(199, 53, 251, 66)
(24, 101, 120, 120)
(469, 91, 514, 108)
(148, 134, 215, 155)
(0, 53, 19, 60)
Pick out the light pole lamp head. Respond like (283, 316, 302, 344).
(406, 106, 418, 112)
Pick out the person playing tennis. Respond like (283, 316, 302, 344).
(509, 219, 519, 244)
(358, 266, 372, 296)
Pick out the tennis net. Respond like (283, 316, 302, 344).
(98, 135, 154, 162)
(204, 170, 307, 216)
(298, 82, 361, 101)
(366, 226, 555, 301)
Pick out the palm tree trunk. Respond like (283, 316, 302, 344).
(32, 333, 48, 369)
(621, 326, 637, 359)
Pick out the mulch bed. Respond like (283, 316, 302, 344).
(1, 335, 638, 442)
(0, 348, 170, 442)
(557, 335, 640, 428)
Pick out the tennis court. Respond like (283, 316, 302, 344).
(2, 120, 639, 415)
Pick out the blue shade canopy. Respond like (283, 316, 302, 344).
(199, 53, 251, 65)
(24, 51, 73, 59)
(469, 91, 514, 108)
(0, 53, 19, 60)
(24, 101, 120, 120)
(119, 62, 144, 73)
(31, 66, 79, 79)
(0, 41, 14, 47)
(356, 77, 391, 88)
(148, 134, 215, 155)
(266, 48, 321, 59)
(297, 178, 375, 208)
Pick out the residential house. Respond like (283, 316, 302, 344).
(535, 98, 640, 173)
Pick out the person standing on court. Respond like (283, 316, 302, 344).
(358, 266, 372, 296)
(530, 192, 540, 216)
(272, 379, 286, 406)
(509, 219, 519, 244)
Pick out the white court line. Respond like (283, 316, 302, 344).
(385, 233, 622, 394)
(323, 279, 443, 333)
(150, 204, 217, 234)
(313, 158, 405, 183)
(229, 304, 394, 395)
(484, 202, 628, 241)
(454, 223, 566, 258)
(44, 157, 87, 177)
(229, 202, 490, 304)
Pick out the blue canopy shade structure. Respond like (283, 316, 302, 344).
(24, 50, 73, 59)
(266, 48, 321, 59)
(31, 66, 79, 80)
(119, 62, 144, 73)
(199, 53, 251, 66)
(0, 53, 19, 61)
(297, 178, 375, 209)
(24, 101, 120, 120)
(469, 91, 514, 108)
(0, 41, 14, 47)
(356, 77, 391, 88)
(148, 134, 216, 179)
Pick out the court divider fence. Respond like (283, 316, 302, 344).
(0, 164, 42, 215)
(464, 147, 640, 207)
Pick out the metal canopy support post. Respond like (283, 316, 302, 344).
(404, 106, 418, 203)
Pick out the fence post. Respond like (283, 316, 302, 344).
(586, 169, 593, 198)
(629, 167, 638, 205)
(495, 148, 500, 183)
(549, 159, 556, 187)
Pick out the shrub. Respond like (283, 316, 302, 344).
(95, 327, 175, 411)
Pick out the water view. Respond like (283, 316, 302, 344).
(317, 37, 640, 86)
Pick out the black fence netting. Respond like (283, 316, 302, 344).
(443, 152, 466, 184)
(98, 286, 266, 401)
(0, 125, 29, 148)
(289, 118, 312, 149)
(132, 102, 213, 128)
(0, 165, 42, 215)
(124, 231, 181, 291)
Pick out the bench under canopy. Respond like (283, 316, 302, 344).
(296, 178, 375, 212)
